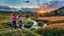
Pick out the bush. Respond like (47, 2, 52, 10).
(26, 15, 29, 18)
(38, 21, 44, 26)
(33, 28, 64, 36)
(30, 17, 37, 20)
(24, 22, 33, 28)
(35, 20, 49, 23)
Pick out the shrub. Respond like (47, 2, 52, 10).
(24, 22, 33, 28)
(30, 17, 37, 20)
(26, 15, 29, 18)
(35, 20, 49, 23)
(33, 28, 64, 36)
(38, 21, 44, 26)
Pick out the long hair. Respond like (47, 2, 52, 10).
(19, 14, 22, 17)
(11, 13, 16, 16)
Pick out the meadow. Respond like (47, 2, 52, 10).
(0, 11, 64, 36)
(0, 12, 32, 30)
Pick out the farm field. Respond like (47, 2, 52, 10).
(47, 23, 64, 30)
(37, 16, 64, 21)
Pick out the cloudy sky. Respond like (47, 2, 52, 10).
(0, 0, 40, 8)
(0, 0, 64, 12)
(0, 0, 51, 6)
(0, 0, 64, 8)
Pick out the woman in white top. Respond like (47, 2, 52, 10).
(18, 14, 22, 30)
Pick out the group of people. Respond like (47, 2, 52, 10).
(11, 13, 22, 30)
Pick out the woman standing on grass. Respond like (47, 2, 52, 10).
(18, 14, 22, 30)
(11, 13, 17, 29)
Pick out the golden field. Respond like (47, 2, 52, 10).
(37, 16, 64, 21)
(47, 23, 64, 30)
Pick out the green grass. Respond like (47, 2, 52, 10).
(33, 28, 64, 36)
(22, 18, 31, 24)
(0, 29, 40, 36)
(0, 12, 32, 30)
(0, 11, 64, 36)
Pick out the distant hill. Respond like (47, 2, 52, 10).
(43, 6, 64, 17)
(0, 5, 38, 12)
(21, 8, 38, 12)
(0, 5, 17, 11)
(58, 6, 64, 10)
(0, 5, 11, 10)
(50, 6, 64, 13)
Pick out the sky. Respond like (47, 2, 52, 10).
(0, 0, 58, 8)
(0, 0, 64, 12)
(0, 0, 48, 5)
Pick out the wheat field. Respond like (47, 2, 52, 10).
(37, 16, 64, 21)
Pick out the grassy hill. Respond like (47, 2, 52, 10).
(0, 11, 33, 30)
(0, 11, 64, 36)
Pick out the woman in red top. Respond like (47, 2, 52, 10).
(11, 13, 17, 29)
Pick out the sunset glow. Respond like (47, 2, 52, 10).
(37, 10, 49, 15)
(37, 10, 44, 14)
(37, 8, 58, 15)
